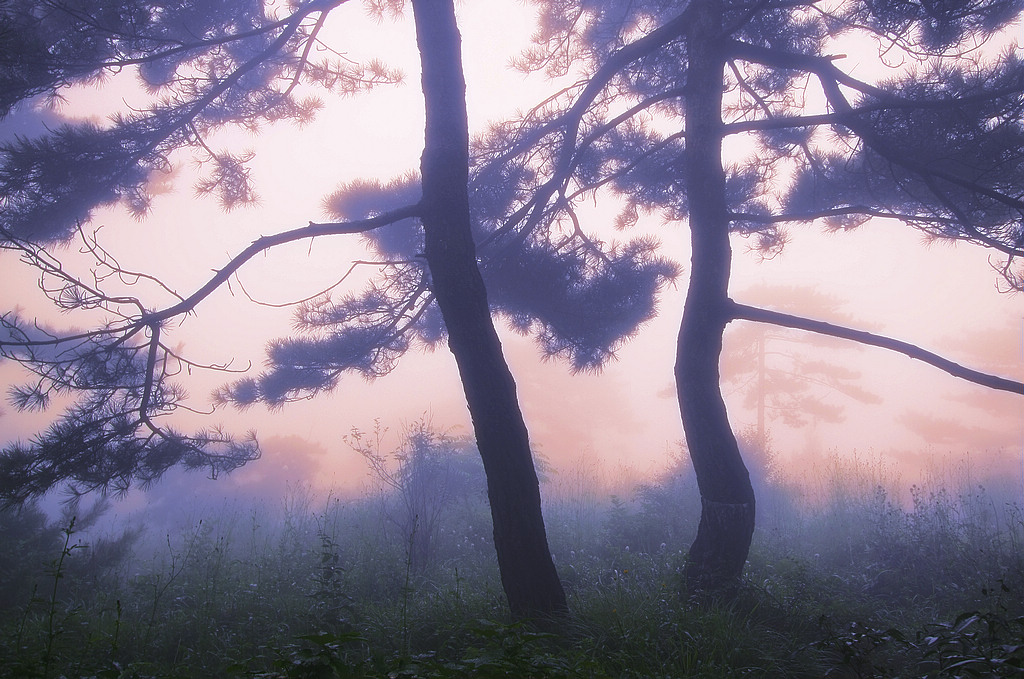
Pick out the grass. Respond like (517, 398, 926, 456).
(1, 444, 1022, 679)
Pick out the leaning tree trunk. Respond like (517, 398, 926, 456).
(410, 0, 567, 619)
(676, 0, 756, 595)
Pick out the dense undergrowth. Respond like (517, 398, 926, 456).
(2, 435, 1022, 678)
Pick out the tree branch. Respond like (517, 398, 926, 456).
(479, 7, 695, 251)
(729, 205, 960, 225)
(0, 204, 421, 351)
(57, 1, 341, 72)
(729, 301, 1024, 395)
(725, 39, 897, 102)
(150, 204, 421, 324)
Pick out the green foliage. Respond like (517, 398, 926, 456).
(812, 587, 1024, 679)
(1, 449, 1022, 679)
(256, 631, 369, 679)
(918, 602, 1024, 677)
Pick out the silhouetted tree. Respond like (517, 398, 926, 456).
(464, 0, 1024, 593)
(0, 0, 602, 617)
(0, 0, 376, 499)
(409, 0, 565, 614)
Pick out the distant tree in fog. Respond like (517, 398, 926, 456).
(0, 502, 63, 609)
(722, 286, 880, 449)
(347, 419, 486, 575)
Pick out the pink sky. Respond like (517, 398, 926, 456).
(0, 2, 1021, 502)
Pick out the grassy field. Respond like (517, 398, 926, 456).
(2, 440, 1022, 678)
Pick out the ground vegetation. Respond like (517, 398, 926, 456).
(1, 431, 1021, 678)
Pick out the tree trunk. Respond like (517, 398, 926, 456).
(410, 0, 567, 619)
(677, 0, 756, 595)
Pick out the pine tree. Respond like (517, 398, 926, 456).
(467, 0, 1024, 592)
(0, 0, 580, 617)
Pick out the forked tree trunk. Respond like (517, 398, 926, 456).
(410, 0, 567, 618)
(677, 0, 756, 595)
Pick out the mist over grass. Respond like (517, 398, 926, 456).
(2, 429, 1022, 678)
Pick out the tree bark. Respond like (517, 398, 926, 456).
(677, 0, 756, 595)
(410, 0, 567, 619)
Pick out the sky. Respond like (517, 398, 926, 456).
(0, 1, 1021, 510)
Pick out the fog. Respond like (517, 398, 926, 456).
(6, 0, 1024, 675)
(0, 0, 1020, 533)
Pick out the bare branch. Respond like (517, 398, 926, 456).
(0, 203, 421, 352)
(729, 301, 1024, 395)
(151, 204, 421, 324)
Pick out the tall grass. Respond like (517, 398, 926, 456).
(1, 441, 1021, 678)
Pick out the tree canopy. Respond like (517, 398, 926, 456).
(0, 0, 677, 507)
(1, 0, 588, 617)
